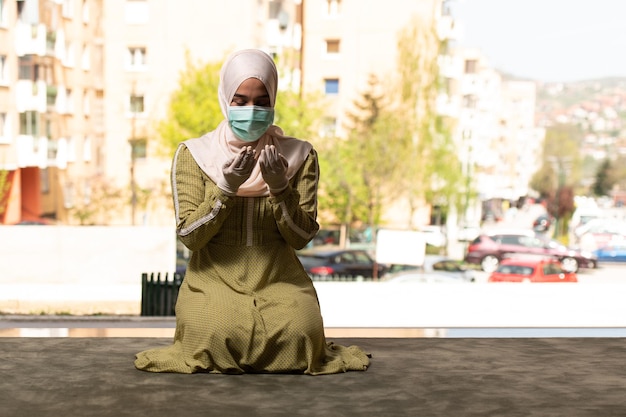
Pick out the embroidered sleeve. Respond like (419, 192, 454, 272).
(172, 145, 234, 251)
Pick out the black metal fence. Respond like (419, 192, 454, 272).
(140, 272, 184, 316)
(140, 272, 373, 316)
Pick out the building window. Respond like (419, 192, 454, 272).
(130, 94, 145, 114)
(81, 44, 90, 70)
(82, 0, 89, 23)
(325, 39, 340, 55)
(125, 0, 149, 25)
(0, 112, 8, 144)
(63, 41, 75, 67)
(19, 111, 41, 136)
(320, 117, 337, 138)
(326, 0, 341, 17)
(324, 78, 339, 95)
(130, 137, 147, 159)
(127, 47, 147, 70)
(462, 94, 478, 109)
(0, 55, 8, 85)
(0, 0, 6, 27)
(62, 0, 74, 19)
(18, 55, 39, 81)
(464, 59, 477, 74)
(83, 135, 91, 162)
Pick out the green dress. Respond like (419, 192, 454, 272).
(134, 145, 370, 374)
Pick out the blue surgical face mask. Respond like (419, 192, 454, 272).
(228, 105, 275, 142)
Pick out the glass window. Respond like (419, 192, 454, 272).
(326, 0, 341, 17)
(19, 111, 41, 136)
(130, 95, 144, 113)
(127, 47, 147, 69)
(0, 55, 7, 84)
(324, 78, 339, 95)
(465, 59, 477, 74)
(326, 39, 340, 54)
(0, 112, 8, 144)
(0, 0, 6, 26)
(18, 55, 39, 81)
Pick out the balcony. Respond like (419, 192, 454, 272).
(16, 135, 49, 169)
(15, 80, 47, 113)
(15, 22, 47, 57)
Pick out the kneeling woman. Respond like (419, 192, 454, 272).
(134, 49, 370, 375)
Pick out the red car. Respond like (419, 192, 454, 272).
(488, 257, 578, 283)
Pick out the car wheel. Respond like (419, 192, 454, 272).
(481, 255, 500, 273)
(561, 257, 579, 273)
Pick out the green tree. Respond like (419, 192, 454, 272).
(592, 158, 614, 196)
(394, 15, 463, 227)
(157, 53, 224, 155)
(530, 124, 582, 238)
(0, 169, 11, 219)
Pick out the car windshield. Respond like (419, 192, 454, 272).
(497, 265, 534, 275)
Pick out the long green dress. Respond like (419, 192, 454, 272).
(134, 144, 370, 374)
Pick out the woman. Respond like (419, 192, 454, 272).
(134, 49, 370, 375)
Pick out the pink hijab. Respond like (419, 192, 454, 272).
(183, 49, 312, 197)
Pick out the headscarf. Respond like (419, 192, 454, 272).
(183, 49, 312, 197)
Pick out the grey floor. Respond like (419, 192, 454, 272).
(1, 337, 625, 417)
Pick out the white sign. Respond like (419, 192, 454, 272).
(375, 229, 426, 266)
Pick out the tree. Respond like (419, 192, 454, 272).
(393, 15, 463, 227)
(592, 158, 615, 196)
(156, 53, 224, 156)
(0, 169, 11, 220)
(530, 124, 582, 239)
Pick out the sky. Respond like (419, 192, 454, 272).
(452, 0, 626, 82)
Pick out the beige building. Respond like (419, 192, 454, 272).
(1, 0, 452, 227)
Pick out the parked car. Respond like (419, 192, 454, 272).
(465, 231, 597, 273)
(593, 240, 626, 263)
(488, 257, 578, 283)
(386, 256, 476, 282)
(296, 248, 385, 278)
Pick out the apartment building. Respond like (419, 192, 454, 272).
(444, 46, 544, 224)
(0, 0, 105, 225)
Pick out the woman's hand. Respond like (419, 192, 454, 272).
(217, 146, 256, 195)
(259, 145, 289, 195)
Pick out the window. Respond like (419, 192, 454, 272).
(464, 59, 477, 74)
(325, 39, 340, 55)
(46, 85, 57, 107)
(0, 112, 8, 144)
(324, 78, 339, 95)
(127, 47, 147, 70)
(19, 111, 41, 136)
(82, 0, 89, 23)
(326, 0, 341, 17)
(462, 94, 477, 109)
(320, 117, 337, 138)
(125, 0, 149, 25)
(130, 95, 144, 114)
(0, 55, 7, 85)
(0, 0, 6, 27)
(66, 89, 74, 113)
(62, 0, 74, 19)
(83, 135, 91, 162)
(130, 138, 147, 159)
(18, 55, 39, 81)
(63, 41, 75, 67)
(81, 44, 90, 70)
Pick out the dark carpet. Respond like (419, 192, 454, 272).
(1, 337, 625, 417)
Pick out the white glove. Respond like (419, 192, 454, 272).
(259, 145, 289, 194)
(217, 146, 256, 196)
